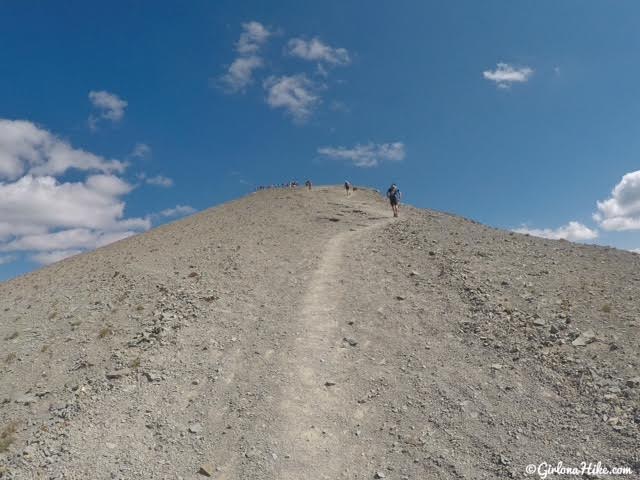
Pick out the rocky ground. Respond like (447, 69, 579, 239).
(0, 186, 638, 479)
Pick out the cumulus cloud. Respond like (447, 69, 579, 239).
(264, 74, 320, 123)
(594, 170, 640, 231)
(131, 142, 151, 159)
(287, 37, 350, 66)
(513, 221, 598, 242)
(0, 119, 125, 181)
(220, 56, 264, 92)
(236, 21, 271, 55)
(0, 119, 151, 266)
(219, 22, 271, 93)
(483, 62, 533, 89)
(88, 90, 128, 128)
(318, 142, 406, 168)
(630, 248, 640, 254)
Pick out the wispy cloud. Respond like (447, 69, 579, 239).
(157, 205, 196, 218)
(483, 62, 533, 89)
(219, 21, 271, 93)
(131, 142, 151, 159)
(318, 142, 405, 167)
(513, 221, 598, 242)
(88, 90, 128, 129)
(594, 170, 640, 231)
(287, 37, 350, 66)
(264, 74, 320, 123)
(136, 172, 174, 188)
(0, 254, 16, 265)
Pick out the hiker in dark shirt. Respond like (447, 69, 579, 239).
(387, 184, 401, 217)
(344, 181, 351, 196)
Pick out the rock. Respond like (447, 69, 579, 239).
(324, 381, 336, 387)
(626, 377, 640, 388)
(189, 423, 203, 434)
(144, 372, 162, 382)
(396, 295, 406, 301)
(374, 472, 386, 479)
(491, 364, 503, 371)
(572, 329, 596, 347)
(198, 464, 215, 477)
(106, 369, 131, 379)
(409, 271, 420, 277)
(533, 318, 546, 327)
(343, 337, 358, 347)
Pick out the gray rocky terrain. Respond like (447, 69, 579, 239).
(0, 186, 638, 479)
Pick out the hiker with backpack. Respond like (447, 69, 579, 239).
(387, 183, 401, 217)
(344, 181, 351, 196)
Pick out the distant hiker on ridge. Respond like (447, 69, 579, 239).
(387, 183, 401, 217)
(305, 180, 312, 190)
(344, 181, 351, 196)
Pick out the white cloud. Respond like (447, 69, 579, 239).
(30, 249, 84, 265)
(158, 205, 196, 218)
(0, 175, 145, 231)
(220, 55, 264, 93)
(86, 174, 134, 196)
(88, 90, 128, 128)
(264, 74, 320, 123)
(630, 248, 640, 254)
(318, 142, 406, 168)
(1, 228, 137, 253)
(219, 21, 271, 93)
(131, 142, 151, 159)
(236, 21, 271, 55)
(0, 254, 16, 265)
(514, 221, 598, 242)
(594, 170, 640, 231)
(287, 37, 350, 66)
(145, 175, 174, 188)
(0, 119, 125, 181)
(137, 172, 174, 188)
(483, 62, 533, 89)
(0, 120, 152, 265)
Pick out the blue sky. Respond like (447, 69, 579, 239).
(1, 1, 640, 280)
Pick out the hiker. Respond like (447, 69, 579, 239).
(344, 181, 351, 196)
(305, 179, 312, 190)
(387, 183, 401, 217)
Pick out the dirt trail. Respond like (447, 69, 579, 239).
(275, 210, 392, 479)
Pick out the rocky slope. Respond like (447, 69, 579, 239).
(0, 186, 638, 479)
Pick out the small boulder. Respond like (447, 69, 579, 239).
(572, 329, 596, 347)
(198, 464, 215, 477)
